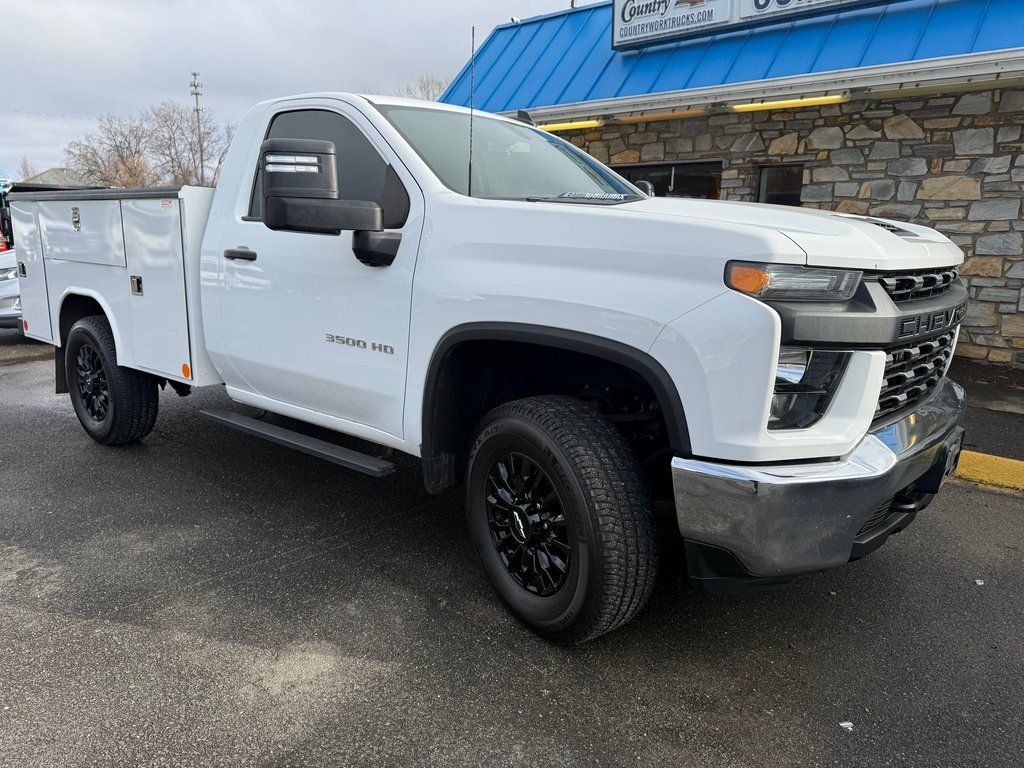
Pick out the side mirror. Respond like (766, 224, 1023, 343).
(635, 180, 655, 197)
(260, 138, 383, 235)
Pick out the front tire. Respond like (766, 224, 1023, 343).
(466, 396, 658, 643)
(66, 315, 159, 445)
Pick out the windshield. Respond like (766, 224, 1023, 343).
(377, 105, 641, 204)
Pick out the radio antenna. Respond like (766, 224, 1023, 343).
(468, 25, 476, 198)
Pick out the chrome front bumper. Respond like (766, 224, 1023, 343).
(672, 378, 967, 579)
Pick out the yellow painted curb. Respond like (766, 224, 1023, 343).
(955, 450, 1024, 492)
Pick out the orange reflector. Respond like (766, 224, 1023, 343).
(181, 363, 191, 379)
(726, 263, 770, 295)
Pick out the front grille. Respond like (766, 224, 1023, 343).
(873, 267, 960, 303)
(876, 329, 956, 420)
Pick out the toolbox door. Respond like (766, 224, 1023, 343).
(10, 202, 54, 343)
(37, 199, 126, 267)
(122, 197, 192, 380)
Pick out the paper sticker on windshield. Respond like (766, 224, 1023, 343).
(558, 192, 629, 200)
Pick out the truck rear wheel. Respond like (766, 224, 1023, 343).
(465, 395, 658, 643)
(66, 315, 159, 445)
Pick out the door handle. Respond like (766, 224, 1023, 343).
(224, 248, 257, 261)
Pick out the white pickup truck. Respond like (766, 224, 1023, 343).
(11, 94, 967, 642)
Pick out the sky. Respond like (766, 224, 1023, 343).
(0, 0, 581, 179)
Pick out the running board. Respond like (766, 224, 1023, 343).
(200, 408, 396, 478)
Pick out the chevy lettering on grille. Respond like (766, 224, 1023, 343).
(897, 302, 967, 340)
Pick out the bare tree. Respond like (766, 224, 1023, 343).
(149, 100, 230, 186)
(63, 99, 233, 188)
(65, 113, 158, 187)
(395, 75, 449, 102)
(18, 156, 39, 181)
(210, 123, 236, 187)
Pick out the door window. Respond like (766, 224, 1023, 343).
(249, 109, 409, 227)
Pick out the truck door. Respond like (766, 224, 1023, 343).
(216, 104, 423, 439)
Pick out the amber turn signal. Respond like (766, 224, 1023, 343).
(725, 263, 770, 295)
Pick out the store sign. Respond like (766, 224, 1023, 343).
(739, 0, 860, 20)
(613, 0, 732, 49)
(612, 0, 895, 50)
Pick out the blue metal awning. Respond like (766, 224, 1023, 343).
(441, 0, 1024, 115)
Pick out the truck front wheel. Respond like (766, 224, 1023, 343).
(66, 315, 159, 445)
(466, 395, 658, 643)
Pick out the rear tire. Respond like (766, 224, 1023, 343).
(66, 315, 158, 445)
(466, 395, 658, 644)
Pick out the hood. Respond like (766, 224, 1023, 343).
(618, 197, 963, 271)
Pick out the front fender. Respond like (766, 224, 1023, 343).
(650, 291, 884, 463)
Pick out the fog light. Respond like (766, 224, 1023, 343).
(769, 349, 849, 430)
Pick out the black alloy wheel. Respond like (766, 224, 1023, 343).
(485, 452, 571, 597)
(74, 343, 110, 422)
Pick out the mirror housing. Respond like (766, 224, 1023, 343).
(264, 197, 383, 235)
(260, 138, 383, 235)
(635, 180, 655, 197)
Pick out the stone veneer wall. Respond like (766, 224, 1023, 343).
(565, 88, 1024, 367)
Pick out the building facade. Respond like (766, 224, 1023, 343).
(443, 0, 1024, 367)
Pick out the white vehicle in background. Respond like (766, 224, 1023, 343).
(10, 94, 968, 643)
(0, 248, 19, 329)
(0, 191, 20, 328)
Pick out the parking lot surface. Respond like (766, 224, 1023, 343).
(0, 328, 50, 367)
(1, 356, 1023, 767)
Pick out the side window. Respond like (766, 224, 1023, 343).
(248, 109, 410, 228)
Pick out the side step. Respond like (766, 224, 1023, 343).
(201, 408, 396, 478)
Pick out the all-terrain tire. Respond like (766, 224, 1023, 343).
(65, 315, 159, 445)
(465, 395, 658, 643)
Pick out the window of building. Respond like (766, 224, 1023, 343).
(248, 109, 409, 227)
(613, 161, 723, 199)
(759, 165, 804, 206)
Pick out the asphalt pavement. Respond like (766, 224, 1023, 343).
(0, 328, 50, 367)
(2, 353, 1023, 767)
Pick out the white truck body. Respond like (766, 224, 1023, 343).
(11, 93, 969, 640)
(13, 188, 219, 385)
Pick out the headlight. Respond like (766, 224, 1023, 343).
(769, 348, 849, 430)
(726, 261, 861, 301)
(0, 267, 17, 282)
